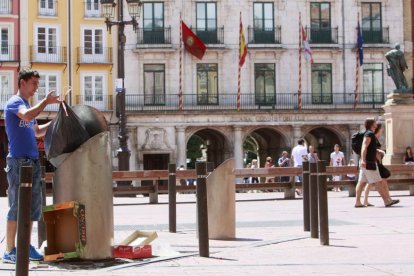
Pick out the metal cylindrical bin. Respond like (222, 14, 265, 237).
(53, 132, 114, 260)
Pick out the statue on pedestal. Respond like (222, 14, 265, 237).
(385, 43, 410, 93)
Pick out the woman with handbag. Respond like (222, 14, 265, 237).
(363, 123, 392, 206)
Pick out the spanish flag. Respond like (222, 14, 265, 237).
(239, 16, 248, 67)
(181, 20, 206, 60)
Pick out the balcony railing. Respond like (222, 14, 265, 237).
(0, 45, 19, 61)
(75, 95, 113, 111)
(137, 27, 171, 45)
(362, 27, 389, 44)
(248, 26, 282, 44)
(77, 47, 112, 64)
(0, 0, 12, 14)
(30, 46, 67, 63)
(38, 0, 58, 16)
(123, 92, 388, 112)
(194, 27, 224, 44)
(84, 1, 101, 18)
(307, 27, 338, 44)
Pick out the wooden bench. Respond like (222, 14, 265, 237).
(43, 163, 414, 202)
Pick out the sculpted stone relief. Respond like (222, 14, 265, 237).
(142, 127, 171, 150)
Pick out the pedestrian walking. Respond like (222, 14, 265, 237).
(278, 151, 290, 183)
(307, 145, 320, 163)
(291, 138, 308, 195)
(354, 118, 399, 208)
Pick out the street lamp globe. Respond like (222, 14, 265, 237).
(100, 0, 116, 20)
(125, 0, 142, 19)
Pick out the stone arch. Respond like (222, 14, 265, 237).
(186, 127, 232, 169)
(304, 126, 346, 162)
(245, 127, 290, 168)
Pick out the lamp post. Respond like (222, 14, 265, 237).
(101, 0, 142, 186)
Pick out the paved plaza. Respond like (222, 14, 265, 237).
(0, 190, 413, 275)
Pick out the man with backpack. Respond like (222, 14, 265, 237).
(354, 118, 400, 207)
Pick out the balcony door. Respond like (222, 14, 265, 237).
(36, 26, 59, 61)
(197, 64, 218, 105)
(362, 3, 382, 43)
(82, 74, 105, 110)
(253, 2, 274, 43)
(255, 64, 275, 105)
(0, 27, 10, 60)
(196, 2, 217, 44)
(311, 64, 332, 104)
(82, 28, 104, 63)
(143, 3, 164, 44)
(37, 73, 58, 111)
(144, 64, 165, 105)
(363, 63, 383, 103)
(310, 2, 331, 43)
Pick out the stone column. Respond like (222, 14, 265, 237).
(233, 126, 244, 169)
(292, 125, 303, 145)
(176, 126, 187, 168)
(383, 93, 414, 165)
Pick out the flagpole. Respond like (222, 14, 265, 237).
(298, 12, 302, 111)
(354, 13, 360, 110)
(237, 12, 242, 112)
(179, 14, 183, 111)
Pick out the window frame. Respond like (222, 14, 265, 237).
(253, 2, 274, 31)
(311, 63, 333, 104)
(81, 26, 105, 60)
(254, 63, 276, 106)
(362, 63, 384, 103)
(35, 24, 60, 58)
(143, 64, 166, 106)
(85, 0, 101, 18)
(0, 25, 10, 59)
(81, 72, 107, 110)
(38, 0, 57, 16)
(196, 63, 218, 105)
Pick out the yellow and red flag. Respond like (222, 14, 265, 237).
(239, 17, 248, 67)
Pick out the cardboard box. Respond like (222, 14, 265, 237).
(113, 230, 157, 259)
(43, 201, 86, 261)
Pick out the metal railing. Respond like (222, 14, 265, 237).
(0, 0, 12, 14)
(0, 45, 19, 61)
(137, 27, 172, 45)
(74, 95, 113, 111)
(38, 0, 58, 16)
(362, 27, 389, 44)
(124, 92, 389, 112)
(193, 27, 224, 44)
(84, 1, 101, 18)
(247, 26, 282, 44)
(30, 46, 67, 63)
(77, 47, 112, 64)
(306, 27, 338, 44)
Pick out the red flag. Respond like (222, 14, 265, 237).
(181, 20, 206, 60)
(239, 18, 248, 67)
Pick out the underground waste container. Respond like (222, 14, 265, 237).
(45, 105, 114, 260)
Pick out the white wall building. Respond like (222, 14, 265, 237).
(113, 0, 407, 173)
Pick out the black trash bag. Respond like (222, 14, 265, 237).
(44, 101, 90, 160)
(71, 105, 108, 137)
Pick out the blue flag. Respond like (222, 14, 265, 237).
(357, 21, 364, 66)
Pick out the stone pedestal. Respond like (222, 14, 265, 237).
(382, 93, 414, 165)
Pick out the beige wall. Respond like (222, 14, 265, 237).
(403, 0, 413, 87)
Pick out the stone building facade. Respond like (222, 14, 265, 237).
(114, 0, 408, 172)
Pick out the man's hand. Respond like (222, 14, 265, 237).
(45, 90, 61, 104)
(360, 160, 366, 168)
